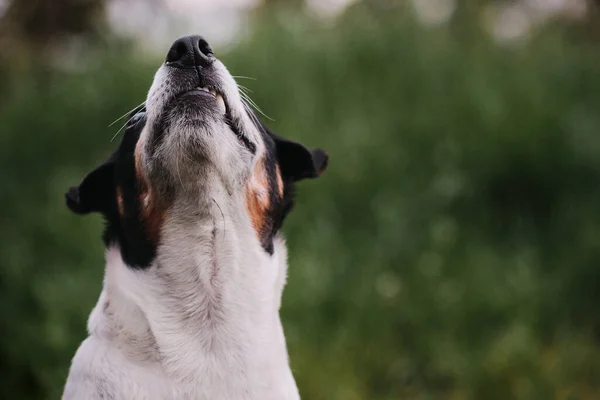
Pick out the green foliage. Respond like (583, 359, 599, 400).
(3, 9, 600, 400)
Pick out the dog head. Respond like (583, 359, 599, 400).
(65, 35, 328, 268)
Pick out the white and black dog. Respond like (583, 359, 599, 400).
(62, 35, 328, 400)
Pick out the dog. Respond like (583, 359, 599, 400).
(61, 35, 328, 400)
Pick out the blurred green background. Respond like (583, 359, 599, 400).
(2, 0, 600, 399)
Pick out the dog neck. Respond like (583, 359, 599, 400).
(87, 185, 294, 389)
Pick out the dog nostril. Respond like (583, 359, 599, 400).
(197, 38, 213, 58)
(166, 39, 189, 64)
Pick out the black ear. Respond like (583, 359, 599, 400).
(273, 134, 328, 182)
(65, 154, 116, 215)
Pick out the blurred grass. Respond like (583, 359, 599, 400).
(3, 6, 600, 400)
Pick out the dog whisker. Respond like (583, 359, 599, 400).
(232, 75, 257, 81)
(108, 101, 146, 128)
(110, 118, 132, 143)
(243, 100, 262, 131)
(236, 84, 254, 94)
(238, 88, 274, 122)
(110, 109, 146, 143)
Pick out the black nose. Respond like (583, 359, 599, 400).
(165, 35, 214, 68)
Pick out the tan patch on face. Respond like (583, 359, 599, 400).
(133, 138, 165, 244)
(275, 164, 284, 197)
(245, 156, 271, 240)
(142, 201, 165, 245)
(116, 187, 125, 216)
(134, 139, 151, 206)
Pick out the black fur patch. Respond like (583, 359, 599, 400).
(66, 108, 158, 269)
(253, 120, 329, 254)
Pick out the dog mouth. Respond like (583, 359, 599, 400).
(178, 86, 227, 115)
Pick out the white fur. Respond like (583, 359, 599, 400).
(63, 234, 298, 400)
(62, 54, 301, 399)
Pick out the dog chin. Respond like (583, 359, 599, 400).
(163, 100, 223, 127)
(154, 121, 246, 180)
